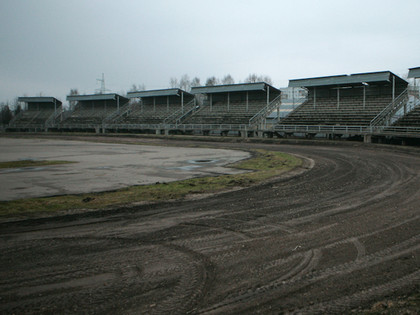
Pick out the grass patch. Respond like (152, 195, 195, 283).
(0, 160, 76, 169)
(0, 150, 301, 218)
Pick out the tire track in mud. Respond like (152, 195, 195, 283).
(1, 141, 420, 313)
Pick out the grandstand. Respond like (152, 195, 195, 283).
(280, 71, 408, 126)
(120, 89, 194, 125)
(183, 82, 281, 126)
(59, 94, 128, 131)
(392, 67, 420, 127)
(9, 97, 62, 131)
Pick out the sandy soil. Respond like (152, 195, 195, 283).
(0, 137, 419, 314)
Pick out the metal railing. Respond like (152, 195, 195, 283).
(370, 89, 409, 126)
(103, 103, 131, 123)
(275, 124, 420, 136)
(249, 95, 281, 126)
(163, 99, 196, 125)
(45, 109, 63, 127)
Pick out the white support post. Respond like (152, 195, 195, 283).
(292, 87, 295, 109)
(392, 75, 395, 101)
(117, 96, 120, 112)
(266, 85, 270, 105)
(181, 91, 184, 113)
(337, 87, 340, 109)
(363, 85, 366, 110)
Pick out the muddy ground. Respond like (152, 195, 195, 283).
(0, 136, 419, 314)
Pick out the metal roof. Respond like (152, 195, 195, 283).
(289, 71, 407, 88)
(66, 93, 128, 102)
(408, 67, 420, 78)
(191, 82, 280, 95)
(18, 97, 62, 105)
(127, 88, 192, 98)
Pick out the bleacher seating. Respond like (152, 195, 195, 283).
(184, 99, 268, 125)
(280, 94, 394, 126)
(393, 106, 420, 127)
(116, 102, 181, 124)
(11, 109, 56, 127)
(61, 106, 119, 125)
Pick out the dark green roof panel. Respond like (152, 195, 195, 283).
(289, 71, 407, 88)
(408, 67, 420, 78)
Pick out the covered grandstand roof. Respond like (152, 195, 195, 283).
(191, 82, 280, 95)
(408, 67, 420, 79)
(127, 88, 191, 99)
(289, 71, 407, 88)
(66, 93, 128, 102)
(18, 97, 62, 105)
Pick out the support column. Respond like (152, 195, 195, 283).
(392, 75, 395, 101)
(210, 94, 213, 111)
(153, 97, 156, 112)
(167, 96, 169, 112)
(314, 87, 317, 109)
(337, 87, 340, 109)
(181, 91, 184, 113)
(363, 85, 366, 109)
(266, 85, 270, 105)
(364, 134, 372, 143)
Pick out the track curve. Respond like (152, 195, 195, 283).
(1, 140, 419, 314)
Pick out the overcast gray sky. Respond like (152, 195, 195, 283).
(1, 0, 419, 106)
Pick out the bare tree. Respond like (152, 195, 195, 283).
(191, 77, 201, 88)
(221, 74, 235, 85)
(244, 73, 259, 83)
(244, 74, 273, 85)
(0, 103, 13, 125)
(169, 77, 179, 88)
(179, 74, 191, 91)
(205, 76, 219, 86)
(129, 84, 145, 92)
(68, 89, 79, 110)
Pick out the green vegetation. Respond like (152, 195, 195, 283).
(0, 150, 301, 218)
(0, 160, 76, 169)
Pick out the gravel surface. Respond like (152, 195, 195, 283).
(1, 137, 419, 314)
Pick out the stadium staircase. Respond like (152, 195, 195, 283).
(163, 99, 196, 125)
(370, 88, 409, 127)
(249, 94, 281, 127)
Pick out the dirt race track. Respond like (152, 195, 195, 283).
(1, 138, 419, 314)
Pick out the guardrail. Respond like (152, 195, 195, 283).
(249, 95, 281, 126)
(275, 124, 420, 136)
(370, 89, 409, 126)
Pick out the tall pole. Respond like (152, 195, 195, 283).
(181, 91, 184, 113)
(392, 75, 395, 101)
(363, 85, 366, 110)
(337, 87, 340, 109)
